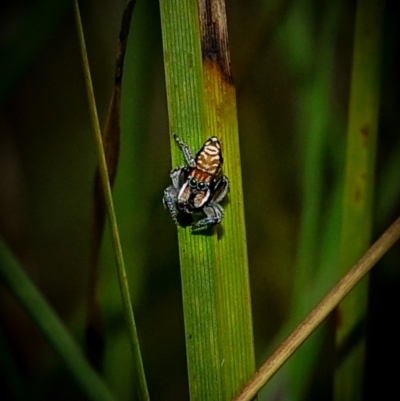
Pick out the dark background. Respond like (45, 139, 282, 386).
(0, 0, 399, 400)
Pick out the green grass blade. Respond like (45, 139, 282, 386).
(0, 238, 115, 401)
(86, 0, 136, 371)
(335, 0, 384, 399)
(160, 2, 221, 398)
(73, 2, 149, 399)
(200, 2, 256, 399)
(159, 0, 255, 399)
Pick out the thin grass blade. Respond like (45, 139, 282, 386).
(86, 0, 136, 371)
(73, 2, 149, 399)
(335, 1, 384, 399)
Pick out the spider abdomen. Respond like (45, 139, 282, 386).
(195, 137, 223, 175)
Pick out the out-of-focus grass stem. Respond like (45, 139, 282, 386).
(73, 2, 149, 400)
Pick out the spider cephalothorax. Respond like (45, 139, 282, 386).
(163, 134, 229, 231)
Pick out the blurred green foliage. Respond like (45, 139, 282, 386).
(0, 0, 399, 400)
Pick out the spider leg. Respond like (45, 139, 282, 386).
(163, 166, 188, 225)
(173, 134, 196, 168)
(212, 175, 229, 203)
(191, 203, 224, 231)
(163, 185, 179, 225)
(170, 165, 187, 189)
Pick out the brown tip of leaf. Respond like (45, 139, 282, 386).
(199, 0, 234, 85)
(115, 0, 137, 85)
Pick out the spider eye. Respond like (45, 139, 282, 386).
(189, 178, 197, 187)
(197, 182, 206, 190)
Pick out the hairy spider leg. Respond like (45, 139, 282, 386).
(163, 166, 187, 224)
(163, 186, 178, 224)
(211, 175, 229, 203)
(192, 203, 224, 231)
(190, 175, 228, 230)
(170, 166, 187, 189)
(173, 134, 196, 167)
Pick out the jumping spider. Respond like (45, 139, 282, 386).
(163, 134, 229, 231)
